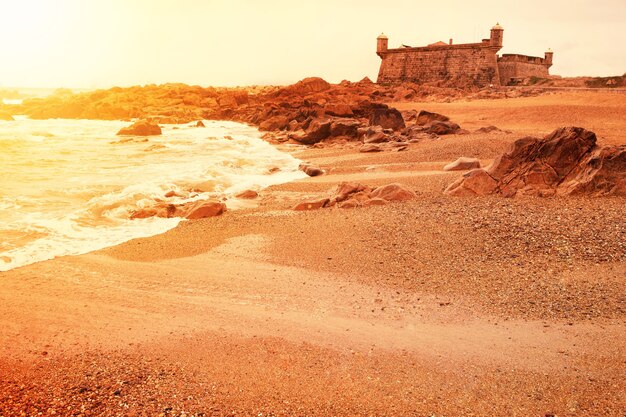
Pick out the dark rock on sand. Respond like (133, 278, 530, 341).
(299, 163, 324, 177)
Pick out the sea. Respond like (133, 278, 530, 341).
(0, 109, 306, 271)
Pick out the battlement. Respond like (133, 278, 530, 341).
(499, 54, 551, 66)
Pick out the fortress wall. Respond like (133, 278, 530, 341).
(377, 46, 501, 87)
(498, 61, 550, 85)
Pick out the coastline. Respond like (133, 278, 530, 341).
(1, 91, 625, 415)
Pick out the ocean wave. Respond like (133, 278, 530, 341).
(0, 118, 306, 271)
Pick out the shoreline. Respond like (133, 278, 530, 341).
(1, 90, 624, 415)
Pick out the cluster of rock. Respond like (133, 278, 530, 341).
(242, 78, 464, 150)
(9, 78, 464, 147)
(445, 127, 625, 197)
(130, 200, 226, 220)
(294, 182, 416, 211)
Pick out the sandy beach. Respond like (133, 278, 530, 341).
(1, 92, 625, 416)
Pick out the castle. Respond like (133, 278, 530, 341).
(376, 24, 553, 87)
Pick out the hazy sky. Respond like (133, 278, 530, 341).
(1, 0, 624, 88)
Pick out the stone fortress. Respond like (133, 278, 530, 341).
(376, 24, 553, 87)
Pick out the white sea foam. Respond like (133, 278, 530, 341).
(0, 119, 306, 271)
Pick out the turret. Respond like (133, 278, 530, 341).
(377, 33, 388, 57)
(490, 23, 503, 48)
(544, 49, 554, 67)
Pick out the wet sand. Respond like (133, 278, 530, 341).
(0, 92, 624, 416)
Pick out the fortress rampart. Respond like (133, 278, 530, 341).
(376, 24, 553, 87)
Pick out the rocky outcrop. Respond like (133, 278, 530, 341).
(15, 77, 467, 150)
(443, 157, 481, 171)
(293, 182, 416, 210)
(0, 111, 14, 121)
(117, 120, 162, 136)
(445, 127, 626, 197)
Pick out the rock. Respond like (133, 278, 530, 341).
(558, 145, 626, 196)
(324, 103, 354, 117)
(117, 120, 162, 136)
(164, 190, 178, 198)
(425, 121, 460, 135)
(475, 125, 502, 134)
(445, 169, 498, 196)
(370, 183, 417, 202)
(184, 201, 226, 219)
(334, 182, 370, 202)
(293, 198, 330, 211)
(235, 189, 258, 199)
(196, 120, 205, 127)
(293, 118, 332, 144)
(0, 111, 14, 121)
(329, 119, 361, 138)
(130, 203, 177, 219)
(299, 162, 324, 177)
(445, 126, 625, 197)
(416, 110, 450, 126)
(369, 107, 405, 130)
(360, 144, 383, 153)
(259, 115, 291, 131)
(443, 157, 481, 171)
(285, 77, 331, 95)
(363, 131, 390, 144)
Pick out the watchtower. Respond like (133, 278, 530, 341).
(490, 23, 503, 48)
(544, 49, 554, 67)
(376, 33, 388, 57)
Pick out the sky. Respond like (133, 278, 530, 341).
(0, 0, 624, 89)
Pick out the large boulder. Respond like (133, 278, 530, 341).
(369, 107, 405, 130)
(445, 126, 625, 197)
(117, 120, 162, 136)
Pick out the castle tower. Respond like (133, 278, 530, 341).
(544, 49, 554, 67)
(377, 33, 388, 57)
(490, 23, 503, 48)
